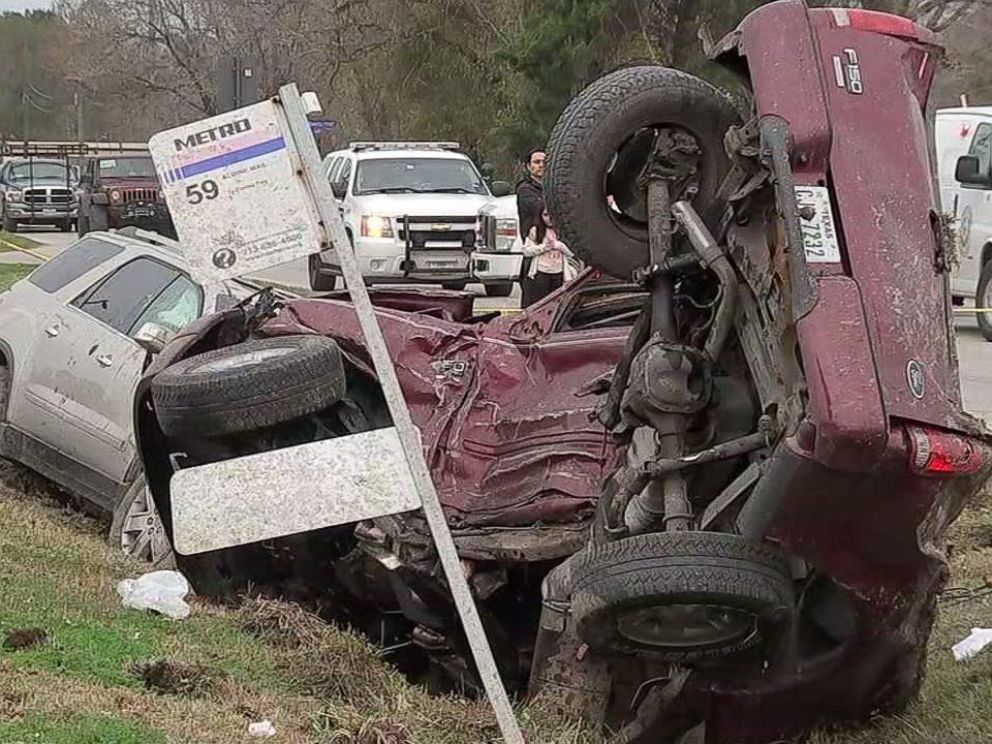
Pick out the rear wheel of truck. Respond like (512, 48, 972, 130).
(151, 335, 347, 438)
(570, 531, 793, 662)
(977, 260, 992, 342)
(484, 282, 514, 298)
(308, 254, 337, 291)
(544, 66, 739, 281)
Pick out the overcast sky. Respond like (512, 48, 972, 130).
(0, 0, 53, 11)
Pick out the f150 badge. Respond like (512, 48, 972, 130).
(833, 48, 863, 94)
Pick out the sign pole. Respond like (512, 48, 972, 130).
(276, 84, 526, 744)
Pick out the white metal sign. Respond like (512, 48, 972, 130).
(170, 429, 420, 555)
(148, 101, 324, 284)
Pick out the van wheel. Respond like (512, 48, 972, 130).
(545, 66, 739, 280)
(977, 261, 992, 342)
(570, 531, 793, 662)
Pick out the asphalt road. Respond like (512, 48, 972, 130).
(13, 227, 992, 423)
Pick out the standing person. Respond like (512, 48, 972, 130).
(516, 149, 545, 286)
(522, 208, 572, 307)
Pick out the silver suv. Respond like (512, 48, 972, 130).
(0, 228, 259, 564)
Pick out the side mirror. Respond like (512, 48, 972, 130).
(133, 322, 172, 354)
(491, 180, 512, 197)
(955, 155, 991, 187)
(330, 180, 347, 199)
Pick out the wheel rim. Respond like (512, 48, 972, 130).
(192, 346, 294, 374)
(616, 603, 756, 650)
(606, 125, 704, 240)
(120, 485, 171, 564)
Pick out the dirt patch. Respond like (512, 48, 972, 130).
(131, 660, 219, 697)
(2, 628, 47, 651)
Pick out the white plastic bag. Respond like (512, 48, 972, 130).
(248, 720, 277, 738)
(952, 627, 992, 661)
(117, 570, 192, 620)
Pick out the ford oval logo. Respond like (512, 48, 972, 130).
(907, 360, 926, 400)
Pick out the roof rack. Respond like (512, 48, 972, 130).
(0, 141, 149, 158)
(348, 141, 460, 152)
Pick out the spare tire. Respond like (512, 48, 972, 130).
(545, 66, 740, 280)
(571, 531, 793, 662)
(152, 335, 346, 438)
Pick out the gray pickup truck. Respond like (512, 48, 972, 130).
(0, 157, 78, 232)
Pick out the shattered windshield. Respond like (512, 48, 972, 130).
(354, 158, 488, 196)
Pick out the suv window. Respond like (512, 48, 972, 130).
(969, 123, 992, 176)
(132, 274, 202, 335)
(27, 238, 124, 294)
(96, 157, 156, 179)
(354, 158, 488, 195)
(71, 257, 182, 334)
(339, 159, 353, 189)
(555, 285, 647, 332)
(326, 156, 343, 183)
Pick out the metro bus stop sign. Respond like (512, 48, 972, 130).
(148, 87, 525, 743)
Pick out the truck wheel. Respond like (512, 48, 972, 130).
(59, 218, 72, 233)
(89, 206, 109, 232)
(151, 335, 347, 438)
(571, 531, 793, 662)
(308, 254, 337, 291)
(110, 476, 175, 569)
(3, 215, 17, 233)
(977, 260, 992, 342)
(484, 282, 514, 298)
(545, 66, 739, 280)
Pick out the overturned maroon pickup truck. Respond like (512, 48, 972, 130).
(134, 1, 992, 742)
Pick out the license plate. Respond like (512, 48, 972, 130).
(427, 260, 457, 269)
(42, 209, 57, 214)
(795, 186, 841, 263)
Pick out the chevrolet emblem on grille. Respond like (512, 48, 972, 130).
(431, 223, 452, 231)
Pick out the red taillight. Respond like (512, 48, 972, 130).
(907, 426, 985, 476)
(829, 8, 932, 42)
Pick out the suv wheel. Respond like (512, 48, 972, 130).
(110, 477, 175, 568)
(308, 254, 337, 291)
(977, 260, 992, 342)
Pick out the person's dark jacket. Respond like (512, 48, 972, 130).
(515, 176, 544, 241)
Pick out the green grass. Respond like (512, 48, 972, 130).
(0, 232, 41, 253)
(0, 265, 34, 292)
(0, 714, 166, 744)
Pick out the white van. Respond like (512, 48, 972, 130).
(935, 106, 992, 340)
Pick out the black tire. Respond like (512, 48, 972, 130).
(571, 531, 793, 662)
(59, 218, 72, 233)
(151, 335, 347, 438)
(977, 260, 992, 342)
(484, 282, 514, 298)
(3, 215, 17, 233)
(308, 254, 337, 291)
(545, 66, 740, 280)
(88, 206, 109, 232)
(442, 281, 468, 291)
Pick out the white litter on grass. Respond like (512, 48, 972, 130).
(248, 720, 277, 738)
(952, 627, 992, 661)
(116, 570, 192, 620)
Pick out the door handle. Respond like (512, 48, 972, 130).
(95, 354, 113, 368)
(45, 325, 60, 338)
